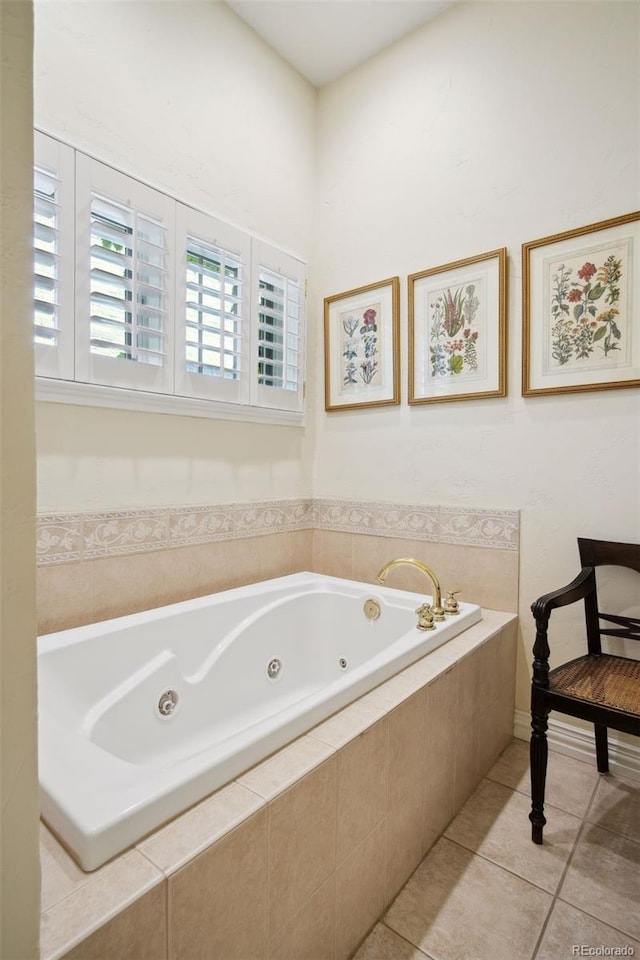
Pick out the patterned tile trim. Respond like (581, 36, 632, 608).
(438, 506, 520, 550)
(36, 498, 519, 564)
(36, 517, 83, 565)
(315, 498, 439, 541)
(317, 499, 519, 550)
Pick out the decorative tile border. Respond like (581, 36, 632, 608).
(314, 498, 440, 541)
(438, 506, 520, 550)
(37, 498, 519, 565)
(317, 499, 519, 550)
(35, 518, 83, 564)
(83, 512, 173, 559)
(36, 500, 316, 565)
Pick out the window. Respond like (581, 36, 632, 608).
(252, 239, 305, 413)
(89, 196, 166, 366)
(75, 154, 175, 394)
(34, 132, 306, 423)
(174, 205, 250, 405)
(34, 167, 58, 346)
(33, 132, 74, 380)
(186, 241, 241, 379)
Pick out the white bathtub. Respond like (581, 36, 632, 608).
(38, 572, 481, 871)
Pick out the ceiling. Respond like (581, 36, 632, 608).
(224, 0, 455, 87)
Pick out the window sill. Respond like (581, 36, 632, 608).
(36, 377, 305, 427)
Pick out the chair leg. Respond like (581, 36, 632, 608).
(529, 709, 549, 844)
(594, 724, 609, 773)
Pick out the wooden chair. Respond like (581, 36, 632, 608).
(529, 537, 640, 843)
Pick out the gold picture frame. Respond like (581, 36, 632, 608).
(522, 211, 640, 397)
(409, 248, 507, 404)
(324, 276, 400, 412)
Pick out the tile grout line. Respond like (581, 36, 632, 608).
(432, 773, 609, 960)
(441, 834, 557, 899)
(333, 745, 339, 960)
(576, 802, 640, 847)
(469, 755, 640, 954)
(163, 873, 170, 960)
(480, 769, 597, 821)
(528, 773, 602, 960)
(266, 796, 273, 956)
(357, 745, 639, 960)
(394, 786, 589, 960)
(551, 775, 640, 944)
(378, 919, 434, 958)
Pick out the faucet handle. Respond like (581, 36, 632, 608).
(444, 590, 461, 615)
(415, 602, 435, 631)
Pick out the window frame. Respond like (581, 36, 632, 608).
(175, 204, 251, 405)
(75, 154, 176, 396)
(34, 131, 307, 426)
(252, 238, 306, 414)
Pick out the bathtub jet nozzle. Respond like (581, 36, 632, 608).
(267, 658, 282, 679)
(157, 689, 179, 718)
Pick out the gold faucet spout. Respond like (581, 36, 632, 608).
(375, 557, 445, 620)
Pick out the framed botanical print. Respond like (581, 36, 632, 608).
(409, 248, 507, 404)
(522, 211, 640, 396)
(324, 276, 400, 411)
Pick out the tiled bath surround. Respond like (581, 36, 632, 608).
(40, 610, 517, 960)
(36, 498, 519, 633)
(38, 497, 519, 956)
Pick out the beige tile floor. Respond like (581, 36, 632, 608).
(354, 739, 640, 960)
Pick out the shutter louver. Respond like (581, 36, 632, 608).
(252, 239, 305, 413)
(257, 267, 301, 393)
(174, 205, 250, 404)
(89, 194, 168, 367)
(34, 167, 60, 347)
(185, 238, 243, 380)
(34, 132, 74, 380)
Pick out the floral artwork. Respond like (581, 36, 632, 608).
(340, 302, 382, 388)
(324, 277, 399, 411)
(522, 211, 640, 397)
(409, 248, 506, 404)
(428, 280, 483, 380)
(547, 247, 629, 371)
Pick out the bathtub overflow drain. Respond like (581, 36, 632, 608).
(339, 658, 348, 670)
(157, 690, 179, 718)
(267, 658, 282, 679)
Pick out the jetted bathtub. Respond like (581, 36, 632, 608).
(38, 572, 482, 870)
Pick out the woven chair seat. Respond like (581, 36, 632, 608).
(549, 654, 640, 715)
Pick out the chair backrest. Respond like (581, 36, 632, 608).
(577, 538, 640, 654)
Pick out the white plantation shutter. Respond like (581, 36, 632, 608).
(33, 132, 74, 379)
(251, 239, 305, 412)
(75, 156, 174, 393)
(34, 132, 306, 423)
(34, 172, 58, 340)
(175, 205, 250, 403)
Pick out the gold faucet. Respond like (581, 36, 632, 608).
(375, 558, 445, 622)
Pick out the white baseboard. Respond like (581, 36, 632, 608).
(513, 710, 640, 782)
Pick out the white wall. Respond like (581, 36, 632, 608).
(314, 0, 640, 711)
(34, 0, 316, 512)
(0, 3, 40, 956)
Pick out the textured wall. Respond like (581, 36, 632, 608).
(313, 0, 640, 712)
(34, 0, 317, 513)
